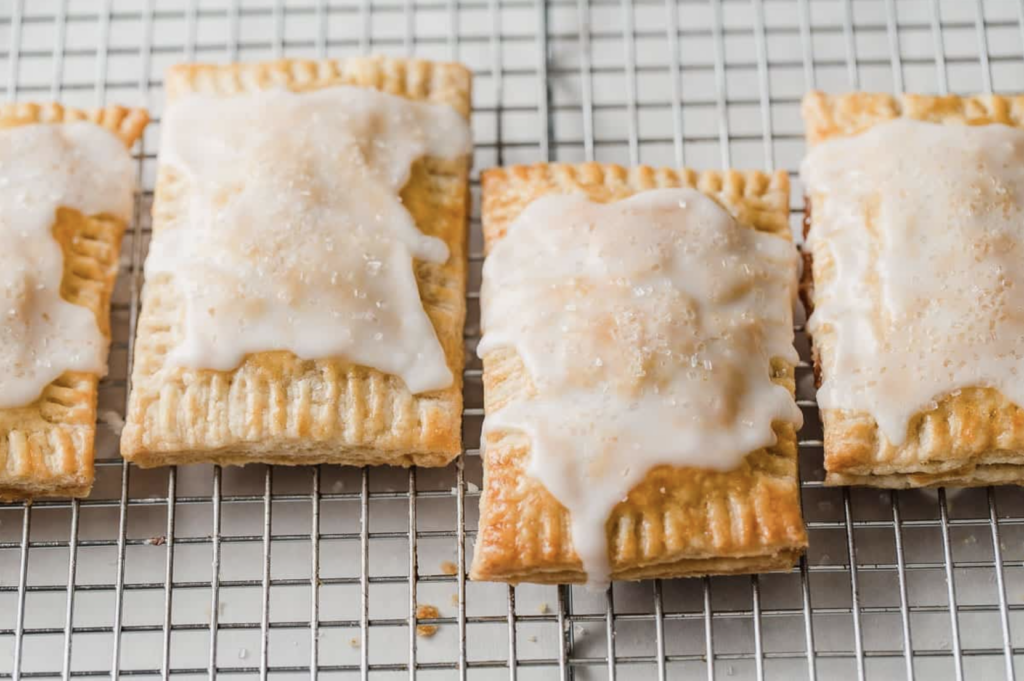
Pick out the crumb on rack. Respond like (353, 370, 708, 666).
(98, 410, 125, 436)
(349, 637, 360, 648)
(450, 593, 459, 606)
(144, 536, 166, 546)
(537, 602, 550, 614)
(203, 601, 227, 619)
(416, 604, 440, 638)
(440, 560, 458, 576)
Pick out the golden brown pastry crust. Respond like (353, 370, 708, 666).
(0, 103, 148, 501)
(470, 162, 807, 584)
(121, 57, 471, 469)
(802, 91, 1024, 489)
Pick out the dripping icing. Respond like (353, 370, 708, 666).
(148, 86, 471, 393)
(478, 189, 803, 589)
(802, 119, 1024, 445)
(0, 123, 135, 409)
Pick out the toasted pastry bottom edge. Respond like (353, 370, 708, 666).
(470, 549, 804, 585)
(0, 480, 92, 502)
(125, 443, 456, 470)
(826, 461, 1024, 488)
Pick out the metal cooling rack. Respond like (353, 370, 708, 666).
(2, 0, 1024, 679)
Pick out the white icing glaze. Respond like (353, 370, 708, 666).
(148, 86, 471, 393)
(0, 123, 134, 409)
(478, 189, 803, 589)
(803, 119, 1024, 445)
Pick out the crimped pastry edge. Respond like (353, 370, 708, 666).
(481, 162, 791, 250)
(801, 90, 1024, 147)
(0, 101, 149, 147)
(165, 56, 472, 117)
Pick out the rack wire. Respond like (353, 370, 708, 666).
(2, 0, 1024, 679)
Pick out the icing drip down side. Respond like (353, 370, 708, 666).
(0, 123, 135, 409)
(149, 86, 471, 394)
(802, 119, 1024, 446)
(478, 189, 803, 589)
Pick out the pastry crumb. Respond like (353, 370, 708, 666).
(537, 602, 550, 614)
(527, 635, 538, 643)
(98, 410, 125, 435)
(203, 601, 226, 619)
(440, 560, 458, 576)
(450, 593, 459, 606)
(466, 482, 480, 493)
(144, 536, 166, 546)
(348, 637, 360, 648)
(416, 604, 440, 637)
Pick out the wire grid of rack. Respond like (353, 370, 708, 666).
(2, 0, 1024, 679)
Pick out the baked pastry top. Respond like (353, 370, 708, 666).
(121, 57, 472, 469)
(471, 162, 808, 585)
(802, 91, 1024, 488)
(0, 102, 148, 501)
